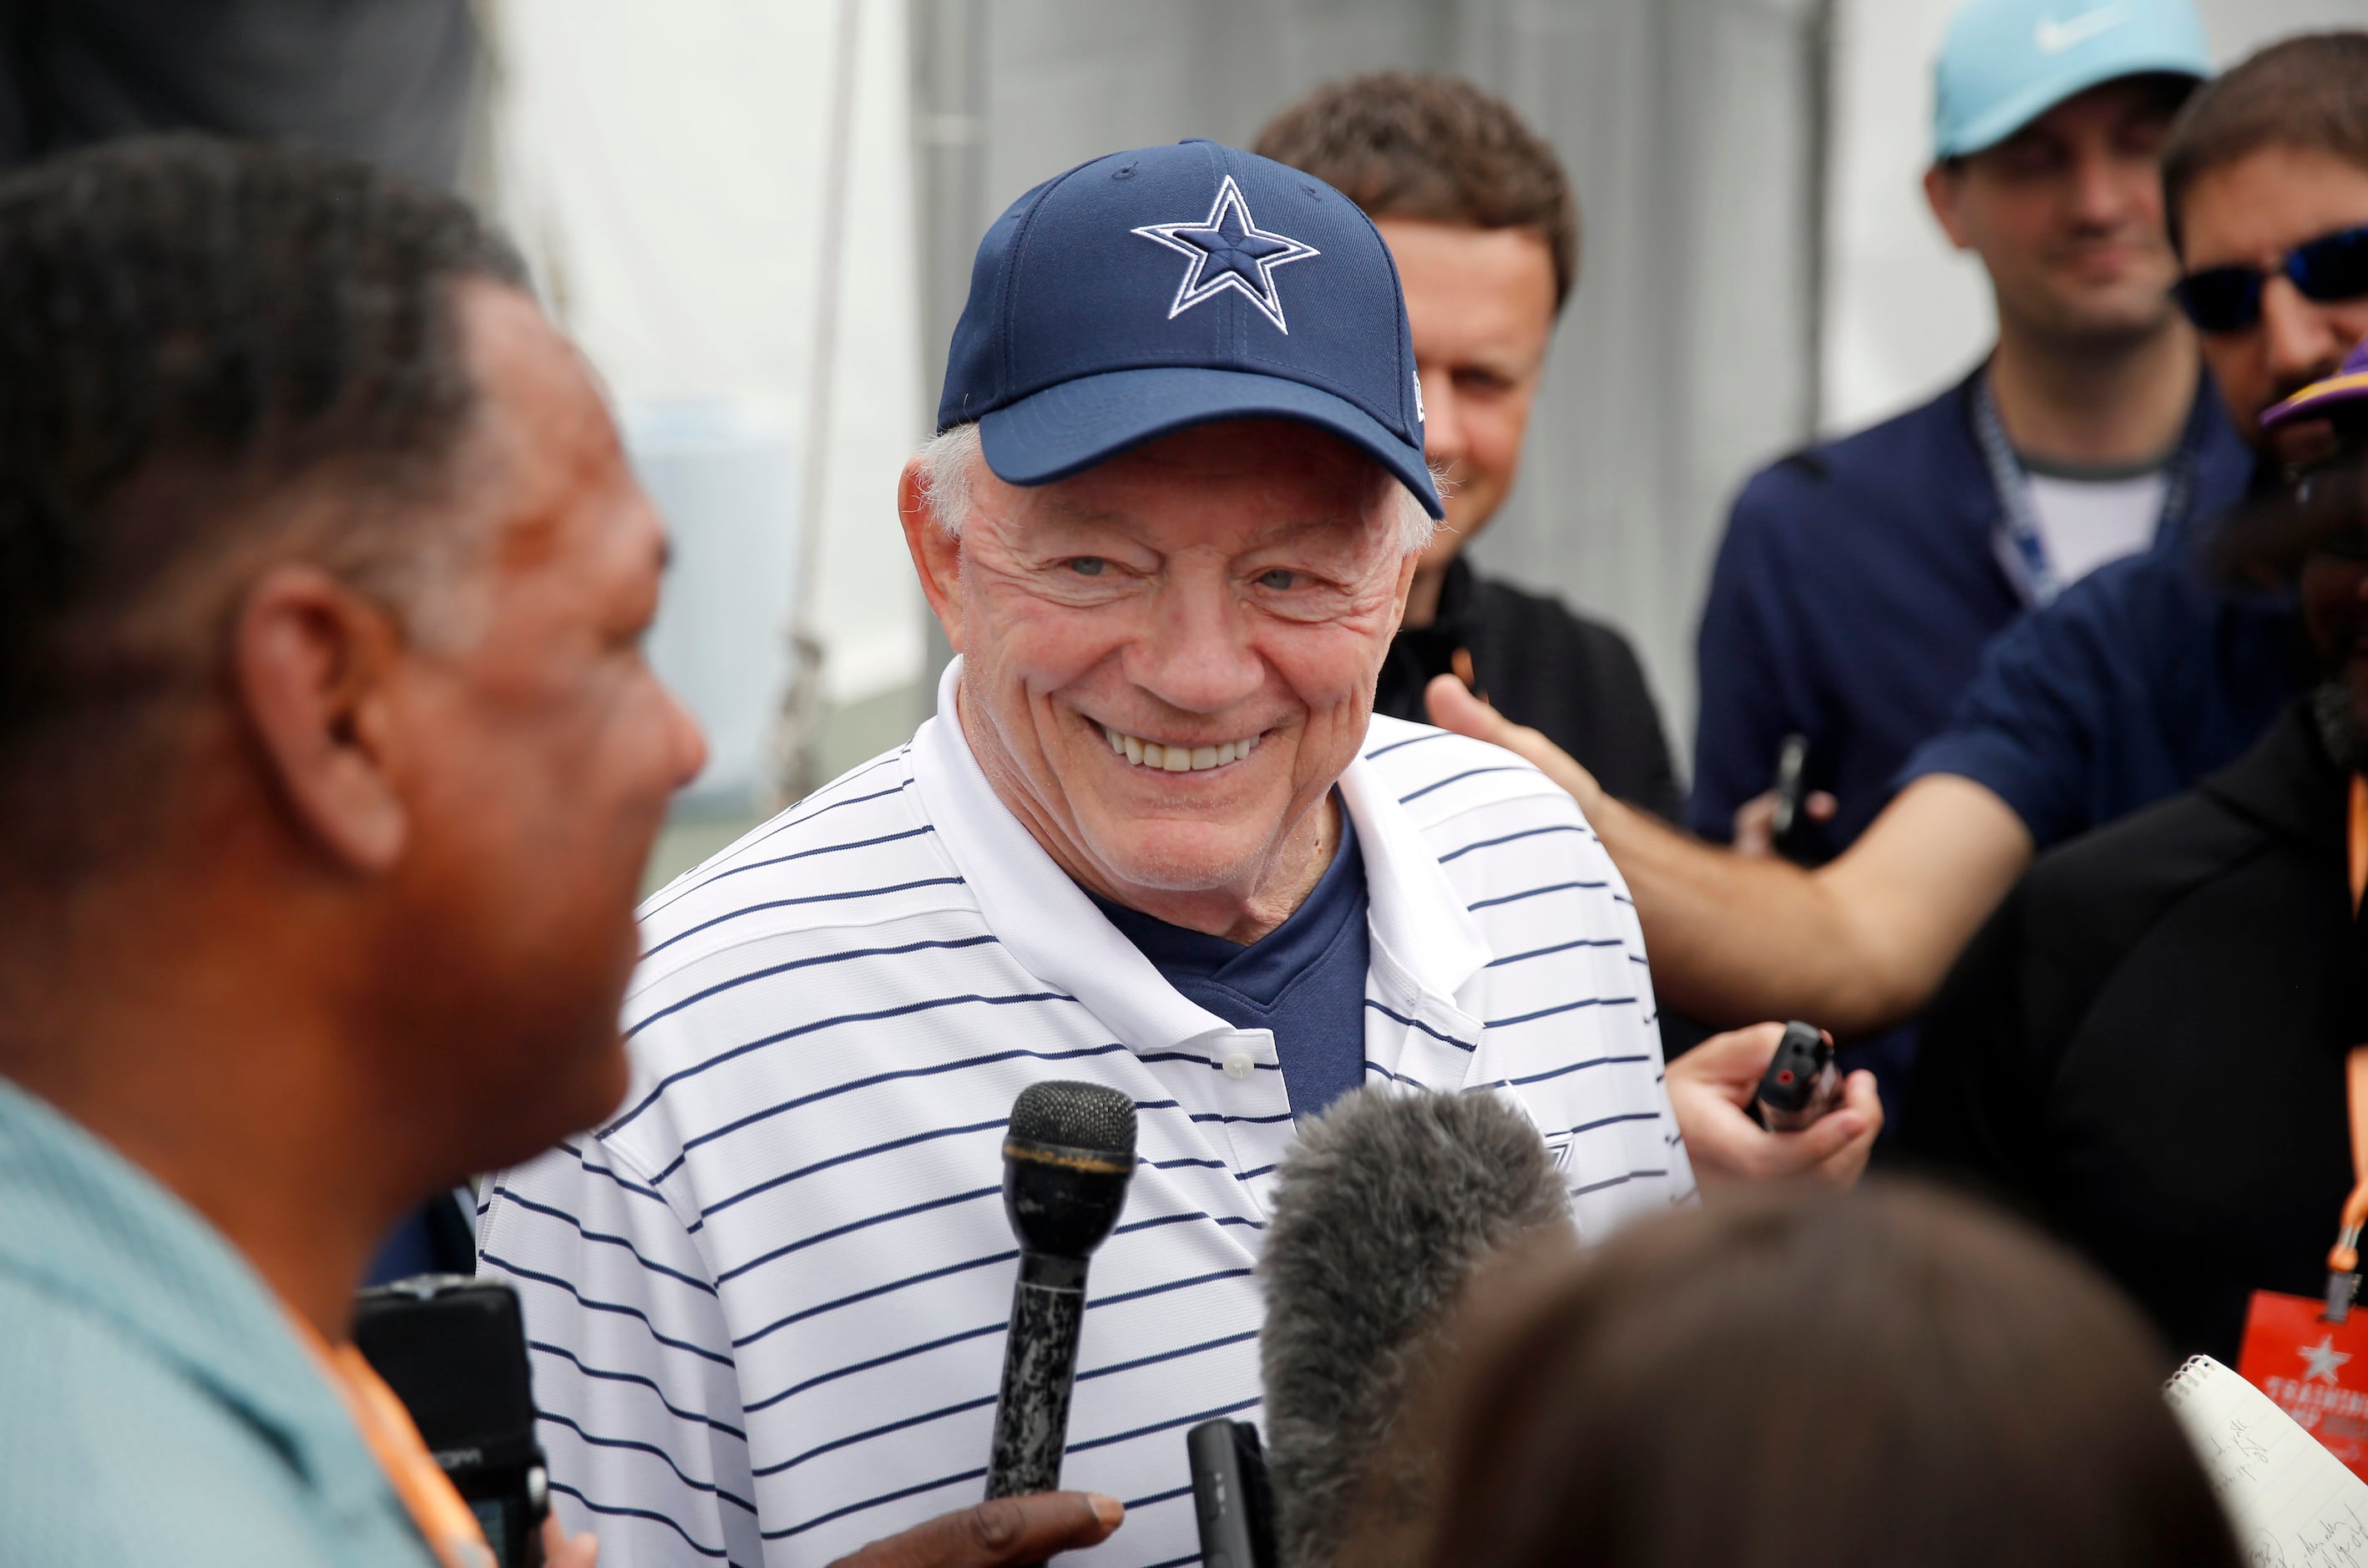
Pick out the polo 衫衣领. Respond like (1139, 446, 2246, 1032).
(1090, 797, 1371, 1123)
(478, 659, 1693, 1567)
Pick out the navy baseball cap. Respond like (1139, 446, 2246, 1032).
(936, 139, 1443, 518)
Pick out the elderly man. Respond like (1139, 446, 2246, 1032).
(0, 135, 1124, 1568)
(482, 140, 1874, 1567)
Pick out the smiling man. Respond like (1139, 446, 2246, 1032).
(479, 139, 1871, 1567)
(1695, 0, 2240, 878)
